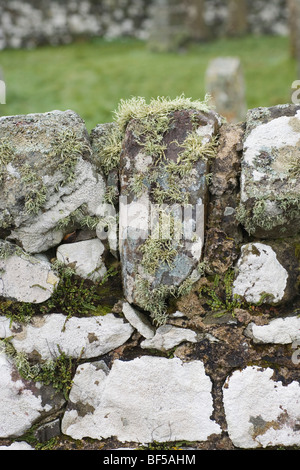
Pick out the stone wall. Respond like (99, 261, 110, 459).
(0, 0, 289, 50)
(0, 97, 299, 451)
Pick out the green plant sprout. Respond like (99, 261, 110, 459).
(0, 139, 14, 184)
(198, 269, 244, 316)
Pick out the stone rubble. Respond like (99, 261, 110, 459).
(140, 324, 198, 351)
(0, 110, 106, 254)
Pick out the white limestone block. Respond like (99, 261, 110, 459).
(9, 313, 134, 360)
(56, 238, 107, 282)
(140, 324, 197, 351)
(62, 355, 221, 443)
(233, 243, 288, 304)
(223, 366, 300, 448)
(245, 316, 300, 344)
(0, 242, 59, 303)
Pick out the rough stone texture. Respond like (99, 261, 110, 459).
(205, 57, 247, 123)
(232, 242, 297, 305)
(185, 0, 210, 41)
(56, 239, 107, 282)
(207, 122, 244, 247)
(140, 324, 197, 351)
(0, 240, 59, 303)
(245, 316, 300, 344)
(225, 0, 248, 36)
(223, 366, 300, 448)
(122, 302, 155, 339)
(0, 110, 106, 253)
(62, 356, 221, 443)
(0, 352, 64, 438)
(2, 313, 134, 360)
(119, 108, 220, 317)
(238, 105, 300, 238)
(0, 101, 299, 450)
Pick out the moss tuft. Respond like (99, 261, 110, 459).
(0, 339, 76, 400)
(114, 94, 212, 133)
(49, 129, 91, 185)
(96, 125, 123, 176)
(139, 209, 182, 276)
(135, 275, 177, 326)
(0, 139, 14, 184)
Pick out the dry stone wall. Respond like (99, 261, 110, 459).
(0, 0, 289, 50)
(0, 97, 299, 450)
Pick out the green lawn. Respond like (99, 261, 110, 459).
(0, 35, 297, 131)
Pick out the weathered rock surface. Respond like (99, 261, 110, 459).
(1, 313, 134, 360)
(140, 324, 197, 351)
(0, 240, 59, 303)
(245, 316, 300, 344)
(223, 366, 300, 448)
(56, 239, 107, 282)
(0, 352, 64, 438)
(119, 107, 220, 323)
(0, 110, 106, 253)
(0, 101, 299, 450)
(238, 104, 300, 238)
(232, 242, 297, 305)
(0, 442, 35, 450)
(207, 122, 244, 243)
(62, 356, 221, 443)
(122, 302, 155, 339)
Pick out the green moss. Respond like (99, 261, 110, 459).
(99, 94, 214, 186)
(0, 261, 119, 328)
(139, 209, 182, 276)
(0, 139, 14, 184)
(49, 129, 90, 185)
(55, 204, 101, 232)
(198, 269, 244, 316)
(103, 184, 119, 204)
(147, 132, 217, 205)
(0, 339, 76, 400)
(116, 96, 218, 324)
(114, 94, 212, 133)
(42, 266, 101, 324)
(1, 130, 90, 217)
(295, 243, 300, 260)
(0, 299, 36, 325)
(135, 275, 177, 326)
(237, 193, 300, 235)
(96, 125, 123, 176)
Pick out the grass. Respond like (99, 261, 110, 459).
(0, 35, 297, 131)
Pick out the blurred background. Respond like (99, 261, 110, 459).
(0, 0, 299, 130)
